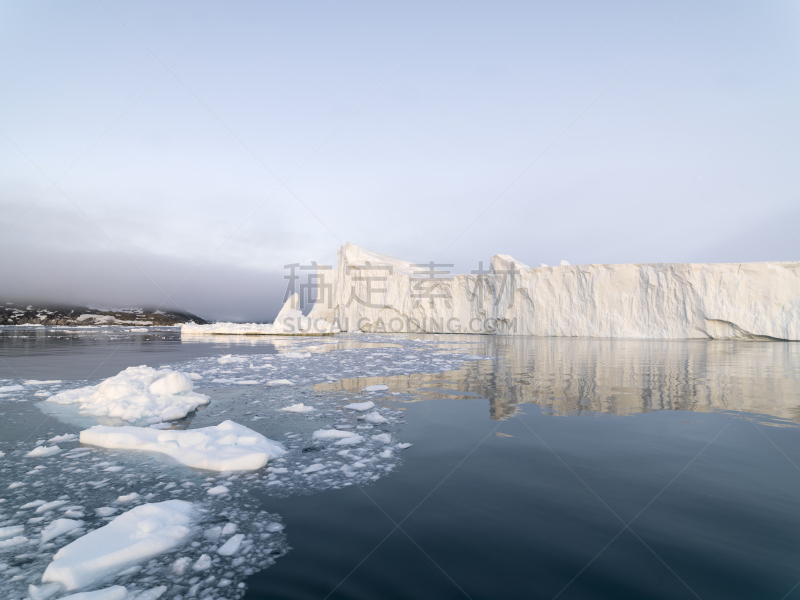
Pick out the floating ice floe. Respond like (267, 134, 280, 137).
(345, 401, 375, 412)
(312, 429, 364, 445)
(364, 411, 388, 424)
(47, 366, 209, 423)
(281, 403, 315, 413)
(54, 585, 129, 600)
(80, 420, 287, 471)
(41, 518, 84, 543)
(41, 500, 195, 592)
(365, 384, 389, 392)
(26, 445, 62, 458)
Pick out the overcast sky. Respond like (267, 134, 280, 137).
(1, 0, 798, 321)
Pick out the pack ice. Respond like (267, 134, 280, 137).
(80, 420, 287, 471)
(40, 500, 194, 592)
(303, 243, 800, 340)
(47, 366, 209, 422)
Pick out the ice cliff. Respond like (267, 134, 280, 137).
(304, 243, 800, 340)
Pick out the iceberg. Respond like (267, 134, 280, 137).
(47, 366, 209, 423)
(304, 243, 800, 340)
(80, 420, 287, 471)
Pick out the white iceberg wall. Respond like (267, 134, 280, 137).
(307, 243, 800, 340)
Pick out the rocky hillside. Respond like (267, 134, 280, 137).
(0, 303, 208, 326)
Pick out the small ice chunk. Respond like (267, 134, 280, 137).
(312, 429, 360, 440)
(130, 585, 167, 600)
(344, 401, 374, 412)
(117, 493, 139, 504)
(207, 486, 229, 496)
(42, 518, 84, 543)
(21, 499, 47, 509)
(396, 443, 412, 450)
(27, 445, 62, 458)
(55, 585, 128, 600)
(37, 500, 68, 513)
(372, 433, 392, 444)
(364, 412, 388, 424)
(48, 434, 78, 443)
(265, 522, 284, 532)
(335, 435, 364, 446)
(171, 556, 191, 575)
(192, 553, 212, 571)
(281, 403, 315, 413)
(95, 507, 117, 517)
(217, 355, 248, 364)
(0, 525, 25, 539)
(41, 500, 194, 591)
(364, 385, 388, 392)
(302, 464, 326, 474)
(266, 379, 294, 386)
(221, 523, 237, 536)
(217, 533, 244, 556)
(0, 535, 28, 549)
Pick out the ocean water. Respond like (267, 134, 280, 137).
(1, 327, 799, 599)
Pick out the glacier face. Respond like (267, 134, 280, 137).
(306, 243, 800, 340)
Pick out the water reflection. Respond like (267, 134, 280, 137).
(316, 336, 800, 422)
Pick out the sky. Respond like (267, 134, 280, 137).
(1, 0, 798, 322)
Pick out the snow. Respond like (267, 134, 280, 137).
(47, 366, 209, 423)
(181, 293, 338, 336)
(80, 420, 286, 472)
(41, 500, 194, 591)
(281, 403, 315, 413)
(345, 401, 374, 412)
(41, 518, 83, 542)
(305, 242, 800, 340)
(27, 445, 62, 458)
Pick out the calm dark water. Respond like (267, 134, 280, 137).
(2, 328, 800, 600)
